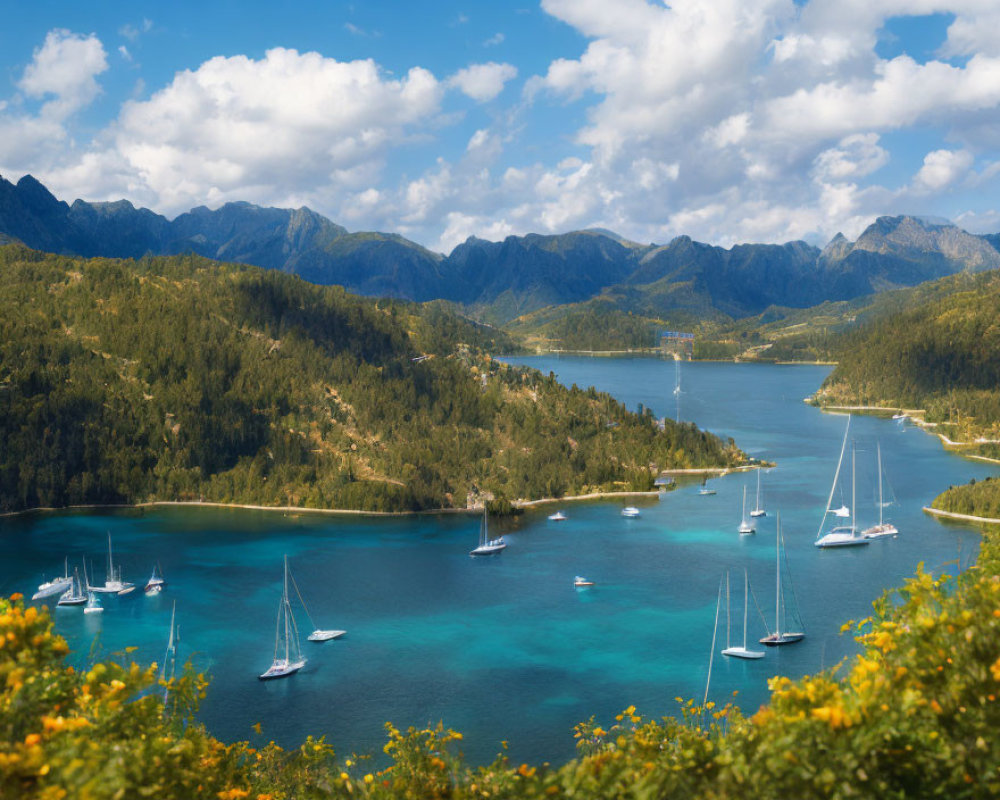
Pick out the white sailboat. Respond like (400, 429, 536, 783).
(144, 563, 166, 595)
(815, 416, 870, 549)
(548, 511, 568, 521)
(470, 506, 507, 555)
(722, 570, 764, 659)
(738, 485, 755, 535)
(621, 506, 641, 518)
(56, 567, 87, 606)
(259, 556, 307, 680)
(862, 441, 898, 539)
(33, 557, 73, 600)
(285, 560, 346, 642)
(90, 532, 136, 593)
(750, 470, 766, 517)
(760, 513, 805, 646)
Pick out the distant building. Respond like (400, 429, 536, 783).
(660, 331, 694, 359)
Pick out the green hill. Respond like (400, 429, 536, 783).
(0, 244, 743, 514)
(812, 269, 1000, 515)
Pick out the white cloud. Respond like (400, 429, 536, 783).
(913, 148, 974, 192)
(484, 33, 505, 47)
(19, 29, 108, 120)
(812, 133, 888, 181)
(93, 48, 443, 214)
(447, 62, 517, 101)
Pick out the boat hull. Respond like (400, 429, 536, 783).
(308, 629, 346, 642)
(90, 582, 135, 594)
(698, 489, 716, 496)
(259, 658, 307, 680)
(750, 510, 766, 518)
(738, 524, 755, 535)
(862, 523, 898, 539)
(470, 541, 507, 556)
(760, 632, 805, 646)
(722, 646, 765, 659)
(621, 507, 640, 517)
(84, 607, 104, 614)
(32, 578, 73, 600)
(814, 534, 870, 548)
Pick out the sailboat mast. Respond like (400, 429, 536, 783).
(725, 571, 731, 649)
(878, 442, 884, 526)
(756, 470, 761, 509)
(742, 570, 749, 650)
(775, 512, 781, 636)
(283, 556, 290, 663)
(851, 442, 856, 534)
(107, 532, 113, 581)
(818, 415, 851, 538)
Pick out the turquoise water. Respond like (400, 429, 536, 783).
(1, 358, 995, 765)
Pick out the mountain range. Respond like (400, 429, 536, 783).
(2, 173, 998, 325)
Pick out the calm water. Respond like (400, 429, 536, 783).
(1, 358, 995, 765)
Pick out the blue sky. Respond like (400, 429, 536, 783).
(3, 1, 1000, 252)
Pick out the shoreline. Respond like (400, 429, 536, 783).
(922, 506, 1000, 526)
(0, 486, 702, 520)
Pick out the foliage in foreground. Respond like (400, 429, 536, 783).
(4, 528, 1000, 798)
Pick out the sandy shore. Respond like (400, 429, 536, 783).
(922, 506, 1000, 525)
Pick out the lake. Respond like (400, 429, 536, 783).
(1, 358, 994, 765)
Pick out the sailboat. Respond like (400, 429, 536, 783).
(259, 556, 307, 680)
(722, 570, 764, 659)
(90, 532, 136, 593)
(760, 513, 805, 646)
(470, 507, 507, 555)
(285, 561, 346, 642)
(738, 485, 755, 535)
(750, 470, 766, 517)
(82, 561, 103, 614)
(144, 563, 166, 595)
(815, 418, 869, 548)
(673, 358, 682, 396)
(56, 567, 87, 606)
(862, 442, 898, 539)
(33, 557, 73, 600)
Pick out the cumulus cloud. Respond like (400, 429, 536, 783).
(913, 148, 974, 192)
(812, 133, 889, 181)
(86, 48, 443, 213)
(19, 29, 108, 120)
(447, 62, 517, 101)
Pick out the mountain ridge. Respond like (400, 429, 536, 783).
(2, 173, 998, 326)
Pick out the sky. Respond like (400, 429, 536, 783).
(3, 0, 1000, 253)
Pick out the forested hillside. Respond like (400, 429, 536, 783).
(813, 269, 1000, 516)
(0, 244, 742, 514)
